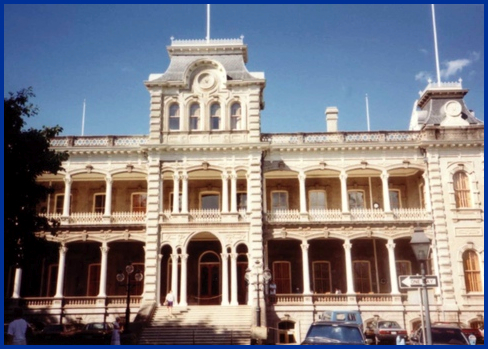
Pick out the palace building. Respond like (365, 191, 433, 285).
(6, 36, 484, 344)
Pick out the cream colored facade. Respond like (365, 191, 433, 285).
(7, 37, 483, 344)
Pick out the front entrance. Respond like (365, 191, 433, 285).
(198, 252, 220, 305)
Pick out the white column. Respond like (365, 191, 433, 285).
(62, 176, 72, 217)
(171, 254, 179, 305)
(98, 243, 109, 297)
(386, 239, 399, 294)
(159, 176, 164, 212)
(230, 171, 238, 213)
(247, 253, 253, 306)
(179, 254, 188, 306)
(343, 240, 354, 294)
(12, 268, 22, 299)
(422, 172, 432, 212)
(230, 253, 238, 305)
(221, 172, 229, 213)
(181, 172, 188, 214)
(247, 171, 253, 213)
(381, 170, 391, 212)
(299, 172, 307, 214)
(104, 175, 113, 216)
(340, 171, 349, 213)
(172, 173, 180, 214)
(55, 245, 68, 298)
(301, 242, 311, 294)
(221, 253, 230, 305)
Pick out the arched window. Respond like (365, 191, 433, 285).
(169, 104, 180, 130)
(463, 250, 482, 292)
(190, 103, 200, 130)
(230, 102, 241, 130)
(453, 171, 472, 208)
(210, 103, 221, 130)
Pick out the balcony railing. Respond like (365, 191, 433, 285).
(265, 208, 431, 223)
(271, 293, 407, 305)
(161, 209, 251, 224)
(40, 212, 147, 225)
(21, 296, 142, 308)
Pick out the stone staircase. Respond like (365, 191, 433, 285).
(138, 305, 253, 345)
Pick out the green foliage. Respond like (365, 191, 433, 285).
(4, 88, 69, 268)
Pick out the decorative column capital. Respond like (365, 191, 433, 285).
(381, 171, 389, 181)
(340, 171, 348, 181)
(386, 240, 396, 250)
(59, 245, 68, 255)
(105, 175, 113, 184)
(64, 175, 72, 185)
(343, 240, 352, 250)
(229, 172, 237, 180)
(100, 245, 110, 254)
(180, 254, 189, 262)
(171, 254, 179, 262)
(220, 253, 229, 260)
(298, 172, 307, 181)
(173, 172, 180, 181)
(300, 242, 309, 251)
(221, 172, 229, 180)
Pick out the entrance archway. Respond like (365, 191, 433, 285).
(198, 251, 220, 305)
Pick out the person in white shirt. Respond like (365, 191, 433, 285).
(165, 290, 175, 316)
(7, 308, 29, 345)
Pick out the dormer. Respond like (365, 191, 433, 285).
(144, 37, 266, 145)
(409, 79, 483, 130)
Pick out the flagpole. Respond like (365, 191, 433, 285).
(365, 94, 370, 132)
(206, 4, 210, 43)
(431, 4, 441, 85)
(81, 99, 86, 136)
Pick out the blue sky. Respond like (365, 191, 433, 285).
(4, 4, 484, 135)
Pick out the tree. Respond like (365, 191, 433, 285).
(4, 88, 69, 270)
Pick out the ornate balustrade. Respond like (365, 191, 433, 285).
(189, 209, 221, 223)
(272, 293, 407, 305)
(50, 136, 148, 148)
(20, 296, 142, 309)
(265, 208, 430, 223)
(39, 212, 147, 225)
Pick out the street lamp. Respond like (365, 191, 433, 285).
(410, 227, 432, 345)
(244, 260, 272, 327)
(116, 263, 143, 333)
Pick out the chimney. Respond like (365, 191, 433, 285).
(325, 107, 338, 132)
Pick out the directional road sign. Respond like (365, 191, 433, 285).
(398, 275, 438, 289)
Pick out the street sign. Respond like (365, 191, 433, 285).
(398, 275, 438, 289)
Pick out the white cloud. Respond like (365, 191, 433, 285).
(419, 48, 428, 55)
(415, 71, 432, 82)
(441, 59, 471, 79)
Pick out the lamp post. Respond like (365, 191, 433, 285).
(410, 227, 432, 345)
(245, 260, 272, 327)
(116, 263, 143, 333)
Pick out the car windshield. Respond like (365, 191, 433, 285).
(378, 321, 401, 329)
(420, 328, 468, 345)
(307, 325, 363, 344)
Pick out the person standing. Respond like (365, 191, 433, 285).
(111, 317, 121, 345)
(165, 290, 174, 317)
(7, 308, 29, 345)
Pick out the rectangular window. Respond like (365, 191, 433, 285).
(454, 172, 472, 208)
(169, 104, 180, 130)
(273, 261, 291, 294)
(313, 261, 332, 293)
(87, 264, 101, 296)
(464, 251, 482, 293)
(55, 194, 71, 214)
(131, 193, 147, 212)
(169, 193, 182, 211)
(201, 193, 220, 210)
(237, 193, 247, 211)
(272, 191, 288, 211)
(46, 264, 58, 297)
(348, 190, 365, 209)
(389, 190, 401, 209)
(93, 194, 105, 213)
(395, 260, 412, 276)
(353, 261, 372, 293)
(309, 190, 327, 210)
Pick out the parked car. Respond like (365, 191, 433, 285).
(410, 324, 469, 345)
(318, 310, 364, 331)
(301, 321, 372, 345)
(35, 323, 83, 344)
(364, 319, 408, 345)
(433, 322, 483, 345)
(73, 322, 113, 345)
